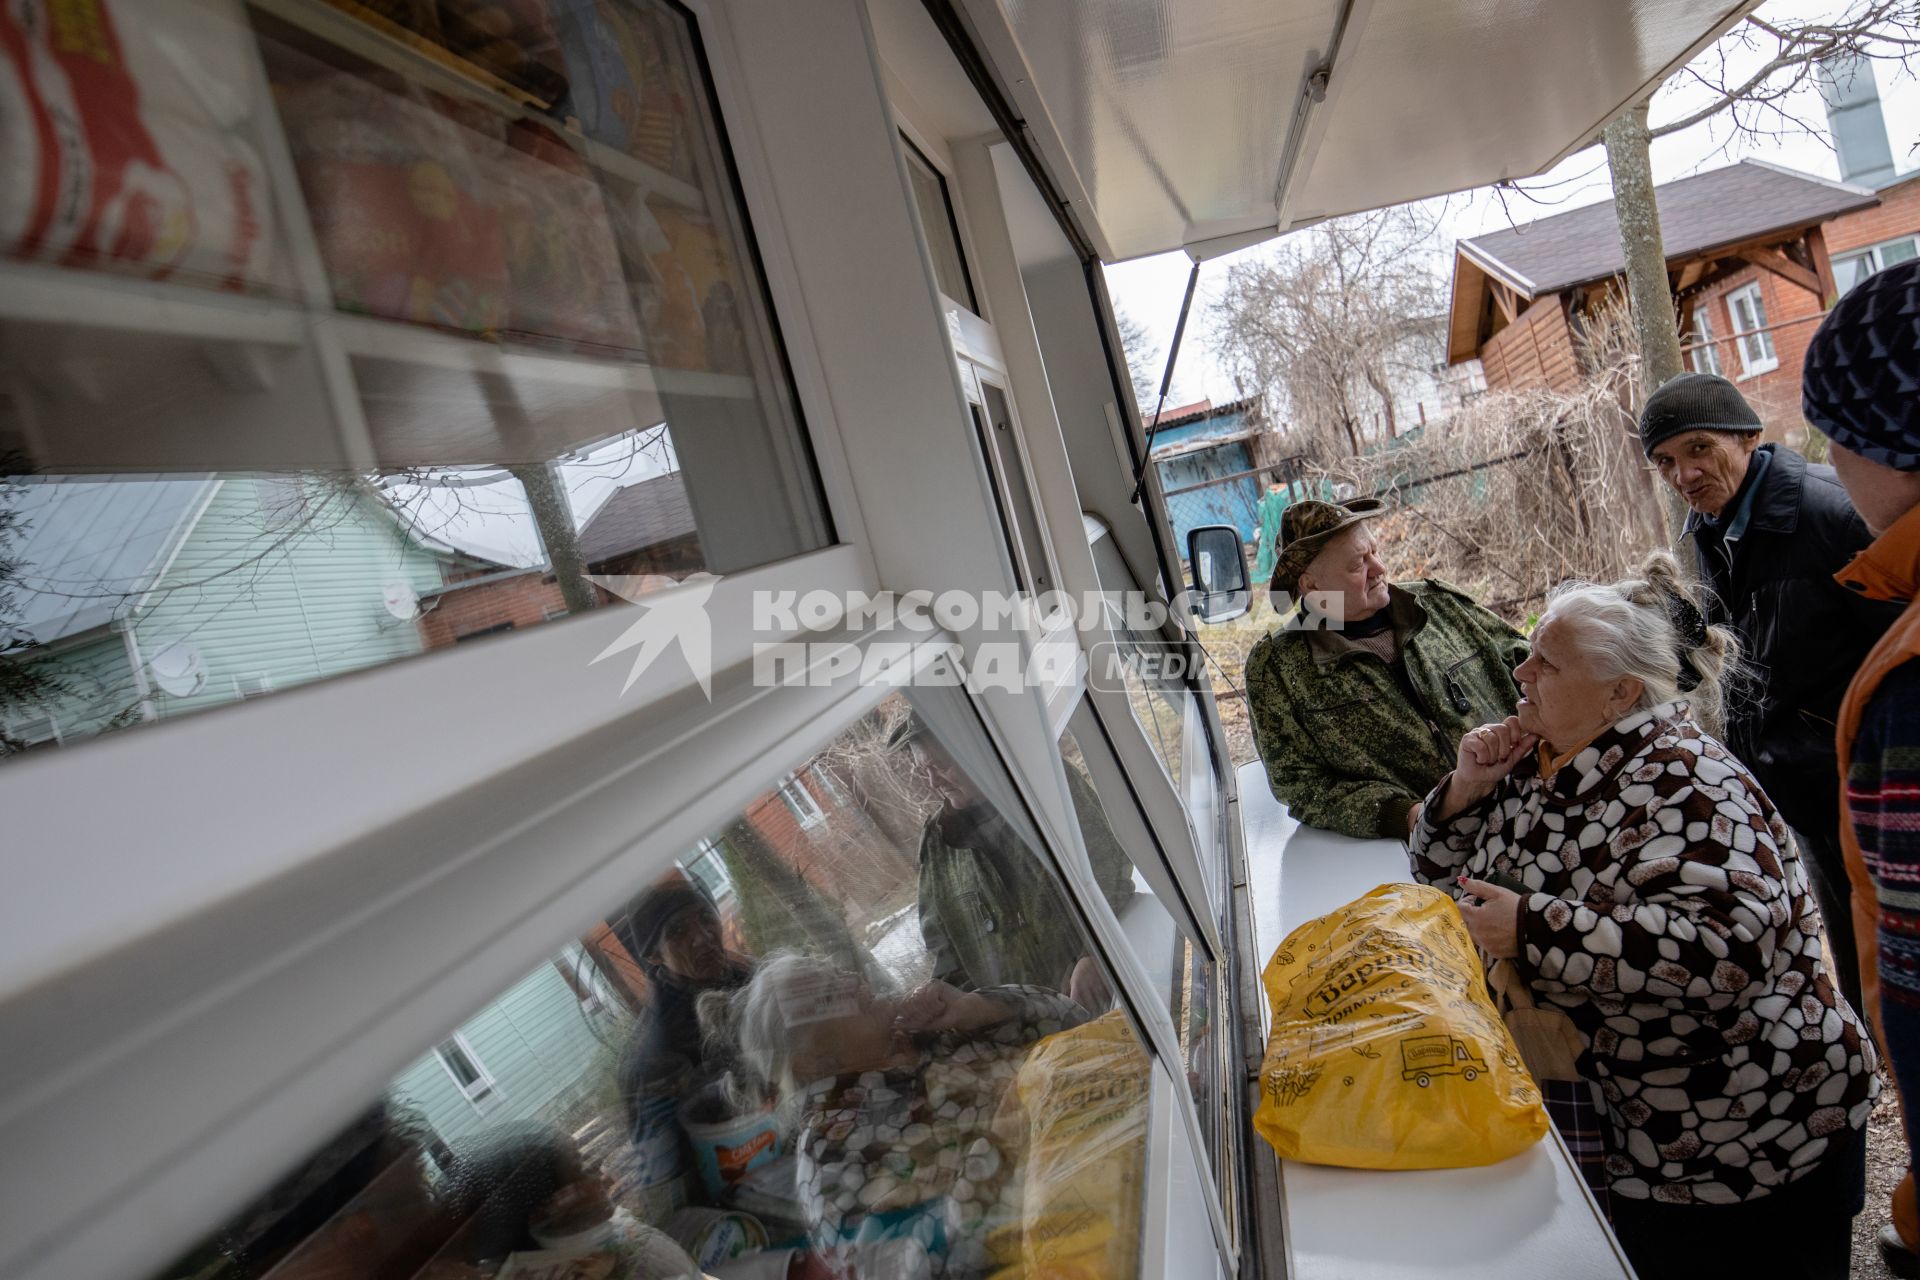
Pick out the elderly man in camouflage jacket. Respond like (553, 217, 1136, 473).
(890, 716, 1133, 994)
(1245, 497, 1528, 839)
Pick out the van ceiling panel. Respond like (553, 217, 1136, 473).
(965, 0, 1754, 261)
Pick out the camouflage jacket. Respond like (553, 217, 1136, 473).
(1245, 580, 1528, 839)
(918, 800, 1128, 992)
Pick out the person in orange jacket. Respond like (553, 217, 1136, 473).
(1801, 257, 1920, 1278)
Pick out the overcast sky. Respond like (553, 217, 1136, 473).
(1106, 0, 1920, 410)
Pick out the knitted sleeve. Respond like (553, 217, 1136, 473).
(1851, 659, 1920, 1158)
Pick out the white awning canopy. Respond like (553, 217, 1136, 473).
(960, 0, 1757, 262)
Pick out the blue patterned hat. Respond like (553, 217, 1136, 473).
(1803, 259, 1920, 471)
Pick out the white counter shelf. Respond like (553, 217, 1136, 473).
(1236, 761, 1636, 1280)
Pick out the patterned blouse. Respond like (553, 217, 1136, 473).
(1410, 702, 1878, 1204)
(794, 988, 1085, 1276)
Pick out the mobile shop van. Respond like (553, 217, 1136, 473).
(0, 2, 1743, 1278)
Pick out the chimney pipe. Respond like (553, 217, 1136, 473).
(1818, 54, 1897, 189)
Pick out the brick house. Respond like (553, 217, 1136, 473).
(417, 564, 572, 649)
(416, 469, 707, 648)
(1680, 169, 1920, 432)
(1445, 160, 1880, 441)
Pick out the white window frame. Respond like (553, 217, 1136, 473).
(432, 1032, 502, 1113)
(808, 761, 848, 805)
(1835, 235, 1920, 295)
(558, 943, 615, 1018)
(0, 6, 1246, 1279)
(898, 130, 981, 318)
(687, 837, 736, 905)
(1727, 282, 1777, 377)
(779, 771, 825, 827)
(1688, 307, 1722, 377)
(3, 712, 61, 748)
(232, 674, 275, 701)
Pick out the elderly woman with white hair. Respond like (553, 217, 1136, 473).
(1409, 553, 1877, 1280)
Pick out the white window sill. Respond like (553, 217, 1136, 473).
(1736, 359, 1779, 380)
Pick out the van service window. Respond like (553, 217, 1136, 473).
(0, 0, 829, 765)
(149, 691, 1153, 1280)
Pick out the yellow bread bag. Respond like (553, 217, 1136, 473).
(1254, 883, 1548, 1169)
(988, 1010, 1151, 1280)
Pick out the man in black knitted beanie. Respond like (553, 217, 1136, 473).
(1639, 371, 1898, 1013)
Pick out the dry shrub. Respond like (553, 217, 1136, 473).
(1316, 301, 1669, 621)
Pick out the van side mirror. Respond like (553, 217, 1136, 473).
(1186, 525, 1250, 624)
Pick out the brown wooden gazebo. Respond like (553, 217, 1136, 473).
(1446, 160, 1878, 393)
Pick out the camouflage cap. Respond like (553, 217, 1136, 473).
(1269, 497, 1388, 597)
(884, 711, 924, 752)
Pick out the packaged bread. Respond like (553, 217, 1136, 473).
(275, 68, 510, 335)
(494, 121, 643, 352)
(0, 0, 283, 293)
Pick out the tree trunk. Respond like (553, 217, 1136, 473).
(511, 461, 600, 614)
(1603, 101, 1691, 544)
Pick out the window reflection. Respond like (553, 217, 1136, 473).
(1057, 723, 1219, 1169)
(1088, 531, 1190, 789)
(0, 0, 830, 763)
(154, 692, 1151, 1280)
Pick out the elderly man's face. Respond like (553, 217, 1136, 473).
(1649, 429, 1759, 519)
(904, 736, 975, 810)
(1301, 525, 1390, 625)
(655, 902, 730, 983)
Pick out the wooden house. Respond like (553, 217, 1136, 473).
(1446, 160, 1879, 435)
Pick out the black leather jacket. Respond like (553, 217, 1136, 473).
(1686, 444, 1901, 835)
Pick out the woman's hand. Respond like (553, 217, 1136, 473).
(1436, 718, 1538, 820)
(893, 980, 1006, 1034)
(1457, 877, 1522, 959)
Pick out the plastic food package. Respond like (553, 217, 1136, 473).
(0, 0, 282, 292)
(986, 1010, 1151, 1279)
(553, 0, 697, 180)
(636, 198, 747, 373)
(495, 123, 643, 351)
(664, 1207, 768, 1272)
(1253, 883, 1548, 1170)
(277, 70, 511, 335)
(327, 0, 569, 105)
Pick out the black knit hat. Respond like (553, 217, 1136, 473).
(1637, 372, 1763, 458)
(620, 878, 716, 961)
(1803, 259, 1920, 471)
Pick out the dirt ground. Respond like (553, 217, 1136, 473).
(1198, 598, 1911, 1275)
(1858, 1079, 1907, 1278)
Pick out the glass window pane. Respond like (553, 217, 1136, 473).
(901, 139, 977, 314)
(1732, 287, 1773, 366)
(1058, 722, 1220, 1167)
(152, 691, 1153, 1280)
(1, 0, 831, 765)
(1881, 237, 1918, 267)
(979, 381, 1057, 593)
(1689, 310, 1720, 377)
(1835, 250, 1874, 293)
(1090, 530, 1191, 789)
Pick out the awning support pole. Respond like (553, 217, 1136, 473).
(1129, 259, 1201, 505)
